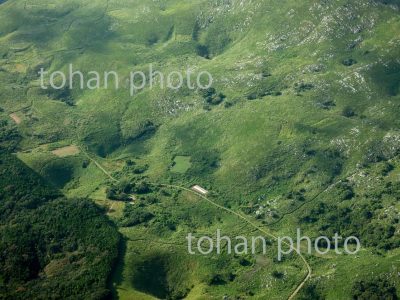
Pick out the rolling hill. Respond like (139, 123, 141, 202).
(0, 0, 399, 299)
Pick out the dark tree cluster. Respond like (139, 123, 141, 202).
(352, 277, 398, 300)
(201, 87, 226, 107)
(119, 204, 154, 227)
(106, 179, 152, 201)
(0, 116, 120, 299)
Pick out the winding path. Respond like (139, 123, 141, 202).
(157, 184, 312, 300)
(82, 152, 312, 299)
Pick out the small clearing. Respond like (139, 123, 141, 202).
(170, 156, 191, 173)
(9, 113, 22, 124)
(52, 145, 80, 157)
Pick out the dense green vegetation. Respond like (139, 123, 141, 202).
(0, 115, 120, 299)
(0, 0, 399, 299)
(352, 277, 398, 300)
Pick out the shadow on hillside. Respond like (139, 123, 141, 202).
(108, 237, 127, 300)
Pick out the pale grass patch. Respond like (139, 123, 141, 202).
(52, 145, 80, 157)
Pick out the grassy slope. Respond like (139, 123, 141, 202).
(0, 0, 399, 298)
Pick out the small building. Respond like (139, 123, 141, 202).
(191, 185, 209, 195)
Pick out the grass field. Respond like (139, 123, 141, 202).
(1, 0, 400, 298)
(51, 145, 80, 157)
(170, 156, 192, 173)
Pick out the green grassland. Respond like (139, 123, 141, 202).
(1, 0, 400, 299)
(170, 156, 192, 173)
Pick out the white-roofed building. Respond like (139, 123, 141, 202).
(191, 185, 209, 195)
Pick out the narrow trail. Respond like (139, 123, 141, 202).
(81, 152, 312, 299)
(76, 144, 118, 182)
(157, 184, 312, 300)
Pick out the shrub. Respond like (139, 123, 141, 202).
(106, 186, 131, 201)
(317, 99, 336, 110)
(342, 58, 357, 66)
(119, 205, 154, 227)
(82, 160, 90, 168)
(134, 180, 151, 194)
(133, 164, 149, 174)
(272, 270, 284, 279)
(381, 162, 394, 176)
(342, 106, 356, 117)
(352, 277, 397, 300)
(298, 283, 324, 300)
(196, 45, 210, 59)
(201, 87, 226, 105)
(295, 82, 314, 93)
(224, 101, 233, 108)
(247, 92, 258, 100)
(147, 33, 159, 46)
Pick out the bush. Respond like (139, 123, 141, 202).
(381, 162, 394, 176)
(196, 45, 210, 59)
(82, 159, 90, 168)
(342, 106, 356, 117)
(352, 277, 398, 300)
(337, 181, 355, 200)
(224, 101, 233, 108)
(133, 164, 149, 174)
(298, 283, 324, 300)
(147, 33, 159, 46)
(106, 186, 131, 201)
(201, 87, 226, 105)
(119, 205, 154, 227)
(134, 180, 151, 194)
(247, 92, 258, 100)
(271, 270, 284, 279)
(317, 99, 336, 110)
(342, 58, 357, 66)
(43, 86, 75, 106)
(295, 82, 314, 93)
(203, 104, 211, 111)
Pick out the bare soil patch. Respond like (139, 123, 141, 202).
(9, 113, 22, 124)
(52, 145, 80, 157)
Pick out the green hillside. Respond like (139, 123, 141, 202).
(0, 0, 399, 299)
(0, 111, 120, 299)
